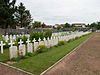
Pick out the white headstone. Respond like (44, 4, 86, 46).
(44, 40, 48, 47)
(13, 35, 16, 40)
(18, 39, 23, 46)
(9, 40, 15, 47)
(50, 39, 54, 46)
(47, 37, 50, 41)
(26, 39, 33, 53)
(43, 38, 46, 41)
(2, 35, 4, 38)
(0, 41, 5, 54)
(39, 41, 44, 45)
(26, 39, 30, 44)
(32, 38, 36, 43)
(34, 42, 38, 52)
(19, 45, 26, 56)
(5, 35, 9, 42)
(51, 37, 53, 40)
(17, 35, 19, 37)
(9, 46, 17, 59)
(38, 38, 41, 42)
(27, 43, 33, 53)
(10, 35, 13, 41)
(48, 40, 51, 48)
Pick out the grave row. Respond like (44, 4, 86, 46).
(0, 31, 91, 59)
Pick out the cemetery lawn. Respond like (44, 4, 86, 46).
(10, 33, 93, 75)
(0, 49, 10, 62)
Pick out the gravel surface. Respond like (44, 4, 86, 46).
(42, 33, 100, 75)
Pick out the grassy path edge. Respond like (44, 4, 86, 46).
(11, 33, 93, 75)
(41, 32, 94, 75)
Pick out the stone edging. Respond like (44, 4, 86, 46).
(41, 33, 93, 75)
(0, 62, 34, 75)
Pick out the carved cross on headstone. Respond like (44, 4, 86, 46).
(38, 38, 41, 42)
(32, 38, 36, 43)
(0, 41, 5, 54)
(51, 37, 52, 40)
(43, 38, 46, 41)
(18, 39, 23, 45)
(47, 37, 50, 41)
(9, 40, 15, 47)
(26, 39, 30, 44)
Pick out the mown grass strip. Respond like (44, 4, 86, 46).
(10, 33, 93, 75)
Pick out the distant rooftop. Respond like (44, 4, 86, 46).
(72, 23, 86, 25)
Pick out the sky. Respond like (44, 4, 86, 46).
(16, 0, 100, 25)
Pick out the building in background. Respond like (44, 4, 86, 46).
(72, 23, 86, 28)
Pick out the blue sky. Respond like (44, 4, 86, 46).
(16, 0, 100, 25)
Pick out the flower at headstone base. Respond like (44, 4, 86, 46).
(19, 53, 21, 56)
(19, 49, 23, 57)
(38, 48, 40, 50)
(21, 49, 23, 55)
(37, 45, 47, 53)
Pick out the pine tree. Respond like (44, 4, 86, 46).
(0, 0, 17, 28)
(15, 2, 33, 28)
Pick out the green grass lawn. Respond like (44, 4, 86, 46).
(9, 33, 93, 75)
(0, 49, 10, 62)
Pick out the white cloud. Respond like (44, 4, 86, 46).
(16, 0, 100, 25)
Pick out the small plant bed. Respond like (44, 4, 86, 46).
(9, 33, 93, 75)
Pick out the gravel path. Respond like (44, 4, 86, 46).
(42, 33, 100, 75)
(0, 62, 33, 75)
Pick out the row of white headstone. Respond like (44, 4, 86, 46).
(0, 31, 91, 59)
(3, 31, 72, 42)
(2, 34, 30, 42)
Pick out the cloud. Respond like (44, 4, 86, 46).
(16, 0, 100, 25)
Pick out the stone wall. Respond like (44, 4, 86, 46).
(0, 28, 90, 35)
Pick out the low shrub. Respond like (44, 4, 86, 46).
(27, 52, 36, 57)
(30, 29, 52, 42)
(54, 45, 58, 48)
(30, 32, 40, 42)
(4, 42, 10, 49)
(21, 56, 29, 59)
(15, 36, 28, 46)
(11, 57, 20, 62)
(11, 55, 30, 62)
(27, 53, 33, 57)
(58, 41, 66, 46)
(22, 36, 28, 44)
(75, 36, 79, 40)
(37, 45, 47, 53)
(67, 39, 74, 43)
(44, 29, 52, 39)
(0, 34, 5, 41)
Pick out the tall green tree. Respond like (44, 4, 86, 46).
(32, 21, 41, 28)
(64, 23, 70, 28)
(89, 22, 97, 28)
(57, 26, 61, 30)
(96, 22, 100, 30)
(15, 2, 33, 28)
(0, 0, 17, 28)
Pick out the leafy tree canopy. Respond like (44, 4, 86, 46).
(32, 21, 41, 28)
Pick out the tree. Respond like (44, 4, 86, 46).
(15, 2, 33, 28)
(57, 26, 61, 30)
(89, 22, 97, 28)
(64, 23, 70, 28)
(32, 21, 41, 28)
(0, 0, 17, 28)
(73, 27, 78, 32)
(71, 24, 75, 27)
(97, 22, 100, 30)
